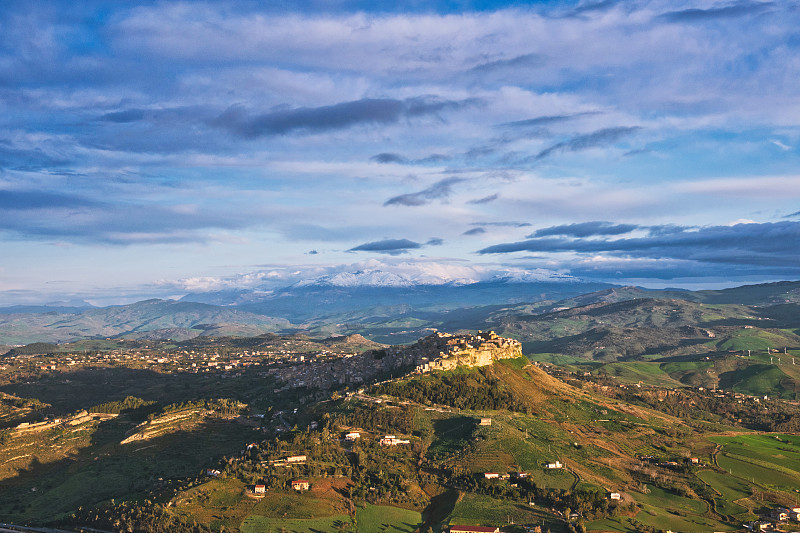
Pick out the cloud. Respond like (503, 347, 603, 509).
(99, 109, 146, 123)
(282, 224, 378, 242)
(479, 220, 800, 268)
(384, 177, 465, 207)
(371, 152, 409, 164)
(371, 152, 451, 165)
(467, 193, 499, 205)
(471, 221, 532, 228)
(0, 144, 72, 170)
(784, 210, 800, 219)
(426, 237, 444, 246)
(500, 112, 599, 129)
(348, 238, 422, 255)
(529, 221, 639, 238)
(771, 140, 791, 151)
(462, 227, 486, 236)
(0, 189, 252, 245)
(468, 53, 544, 74)
(418, 154, 451, 163)
(658, 2, 775, 23)
(0, 189, 100, 210)
(533, 126, 641, 161)
(212, 96, 479, 138)
(565, 0, 619, 17)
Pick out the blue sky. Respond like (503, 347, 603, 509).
(1, 0, 800, 305)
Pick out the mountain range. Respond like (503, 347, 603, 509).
(1, 272, 799, 348)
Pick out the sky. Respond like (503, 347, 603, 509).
(1, 0, 800, 305)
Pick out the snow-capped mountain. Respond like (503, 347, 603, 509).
(488, 268, 579, 284)
(290, 267, 578, 289)
(292, 269, 475, 288)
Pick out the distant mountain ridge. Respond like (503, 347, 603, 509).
(0, 299, 290, 346)
(1, 277, 799, 347)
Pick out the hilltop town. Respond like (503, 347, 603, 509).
(268, 330, 522, 391)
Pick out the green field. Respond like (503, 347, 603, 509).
(526, 353, 588, 365)
(241, 513, 353, 532)
(717, 329, 795, 352)
(712, 434, 800, 492)
(696, 470, 750, 516)
(593, 362, 685, 388)
(621, 483, 735, 533)
(718, 363, 795, 399)
(355, 504, 422, 532)
(632, 484, 708, 516)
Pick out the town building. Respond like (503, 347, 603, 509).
(291, 480, 310, 491)
(379, 435, 410, 446)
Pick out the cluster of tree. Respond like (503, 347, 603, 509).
(61, 501, 211, 533)
(348, 440, 422, 506)
(331, 403, 417, 434)
(147, 398, 243, 420)
(223, 429, 356, 487)
(374, 368, 526, 412)
(5, 342, 59, 356)
(221, 423, 426, 508)
(89, 395, 159, 419)
(0, 394, 48, 410)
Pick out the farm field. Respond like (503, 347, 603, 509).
(240, 513, 353, 533)
(711, 434, 800, 492)
(355, 504, 422, 533)
(696, 469, 751, 517)
(591, 362, 685, 388)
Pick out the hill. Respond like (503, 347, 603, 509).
(1, 330, 800, 532)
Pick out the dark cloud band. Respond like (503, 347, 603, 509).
(479, 221, 800, 268)
(213, 96, 480, 138)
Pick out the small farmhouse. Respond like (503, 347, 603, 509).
(546, 461, 562, 469)
(291, 480, 310, 491)
(379, 435, 410, 446)
(345, 431, 361, 441)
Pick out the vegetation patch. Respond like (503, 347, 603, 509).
(374, 367, 527, 412)
(240, 513, 353, 533)
(355, 504, 422, 532)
